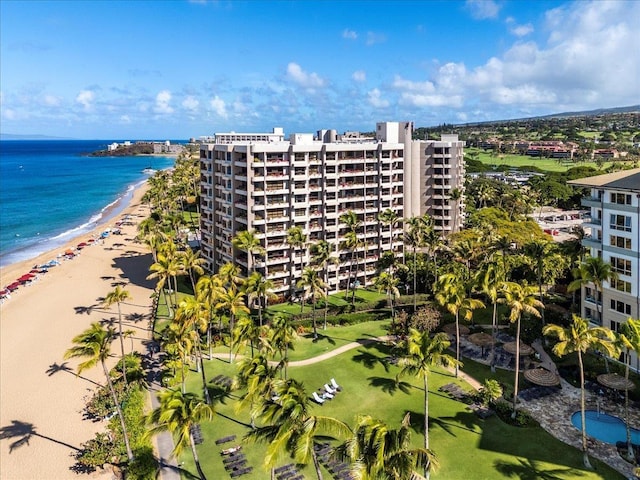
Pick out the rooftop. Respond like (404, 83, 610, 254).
(567, 168, 640, 192)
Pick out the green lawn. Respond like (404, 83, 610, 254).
(266, 288, 387, 317)
(474, 150, 614, 172)
(170, 330, 624, 480)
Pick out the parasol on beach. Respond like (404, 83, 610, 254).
(442, 323, 470, 337)
(597, 373, 635, 391)
(524, 368, 560, 386)
(502, 341, 534, 356)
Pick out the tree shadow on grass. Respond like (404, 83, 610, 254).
(368, 376, 412, 395)
(352, 351, 390, 371)
(0, 420, 80, 453)
(304, 333, 337, 345)
(406, 410, 480, 438)
(493, 458, 584, 480)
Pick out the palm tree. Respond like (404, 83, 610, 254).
(543, 315, 617, 469)
(434, 273, 485, 377)
(64, 323, 134, 461)
(310, 239, 339, 329)
(234, 353, 279, 428)
(500, 282, 543, 417)
(615, 318, 640, 462)
(405, 215, 431, 310)
(297, 267, 326, 341)
(215, 287, 250, 363)
(179, 248, 206, 293)
(340, 210, 362, 300)
(244, 271, 276, 327)
(176, 297, 210, 403)
(377, 208, 399, 262)
(523, 239, 564, 329)
(342, 231, 364, 305)
(449, 187, 463, 233)
(233, 229, 266, 275)
(397, 329, 455, 477)
(246, 378, 351, 480)
(337, 413, 438, 480)
(568, 256, 618, 326)
(103, 285, 131, 385)
(475, 261, 505, 372)
(195, 274, 224, 357)
(147, 389, 215, 480)
(373, 272, 400, 322)
(269, 314, 298, 379)
(216, 262, 244, 291)
(286, 226, 307, 298)
(233, 315, 260, 358)
(148, 251, 180, 318)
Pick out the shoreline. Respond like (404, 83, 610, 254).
(0, 178, 159, 479)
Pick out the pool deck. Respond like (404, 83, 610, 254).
(458, 334, 638, 478)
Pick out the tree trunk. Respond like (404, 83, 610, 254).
(117, 304, 127, 385)
(311, 299, 318, 341)
(311, 449, 324, 480)
(578, 351, 593, 469)
(624, 352, 634, 461)
(101, 360, 133, 461)
(490, 301, 497, 373)
(229, 314, 235, 363)
(511, 317, 521, 418)
(197, 339, 210, 404)
(190, 432, 208, 480)
(413, 247, 418, 312)
(424, 375, 430, 480)
(455, 312, 460, 378)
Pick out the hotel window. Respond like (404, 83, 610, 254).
(610, 235, 632, 249)
(611, 192, 632, 205)
(611, 256, 632, 275)
(610, 214, 632, 231)
(610, 299, 632, 315)
(612, 278, 632, 293)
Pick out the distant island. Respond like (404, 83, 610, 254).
(0, 133, 74, 140)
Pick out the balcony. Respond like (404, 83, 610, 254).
(581, 197, 602, 208)
(582, 236, 602, 249)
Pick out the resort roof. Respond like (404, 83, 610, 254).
(567, 168, 640, 192)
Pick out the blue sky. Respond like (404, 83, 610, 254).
(1, 0, 638, 140)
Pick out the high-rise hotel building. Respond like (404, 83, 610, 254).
(199, 122, 465, 296)
(568, 169, 640, 347)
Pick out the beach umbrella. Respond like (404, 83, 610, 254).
(17, 274, 34, 282)
(6, 282, 20, 291)
(442, 323, 470, 337)
(502, 341, 534, 356)
(597, 373, 635, 391)
(468, 332, 496, 355)
(0, 289, 9, 296)
(523, 368, 560, 387)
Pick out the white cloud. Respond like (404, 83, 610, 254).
(352, 70, 366, 82)
(367, 88, 389, 108)
(44, 95, 61, 107)
(286, 62, 326, 88)
(76, 90, 95, 110)
(154, 90, 173, 114)
(342, 29, 357, 40)
(210, 95, 228, 118)
(465, 0, 501, 19)
(510, 23, 533, 37)
(2, 108, 16, 120)
(182, 95, 199, 111)
(366, 32, 386, 46)
(120, 115, 131, 124)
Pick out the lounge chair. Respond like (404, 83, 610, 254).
(312, 391, 326, 404)
(331, 378, 341, 390)
(322, 390, 334, 400)
(324, 383, 337, 395)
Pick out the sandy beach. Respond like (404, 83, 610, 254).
(0, 184, 158, 479)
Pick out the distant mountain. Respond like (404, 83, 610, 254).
(537, 105, 640, 119)
(0, 133, 73, 140)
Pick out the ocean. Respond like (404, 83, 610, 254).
(0, 140, 178, 267)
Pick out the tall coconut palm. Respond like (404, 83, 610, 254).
(269, 315, 298, 379)
(175, 297, 210, 403)
(233, 229, 266, 275)
(215, 287, 250, 363)
(475, 261, 505, 372)
(434, 274, 485, 377)
(405, 215, 431, 310)
(500, 282, 543, 417)
(377, 208, 399, 263)
(397, 329, 455, 478)
(216, 262, 244, 291)
(523, 239, 563, 328)
(449, 187, 463, 233)
(148, 251, 180, 318)
(195, 274, 224, 357)
(233, 353, 279, 428)
(373, 272, 400, 322)
(103, 285, 131, 385)
(340, 210, 362, 299)
(233, 315, 261, 359)
(310, 239, 339, 329)
(147, 389, 215, 480)
(286, 226, 307, 298)
(179, 248, 206, 293)
(246, 378, 351, 480)
(337, 413, 438, 480)
(244, 271, 276, 327)
(64, 323, 134, 461)
(543, 315, 617, 469)
(568, 256, 618, 326)
(614, 318, 640, 462)
(297, 267, 326, 340)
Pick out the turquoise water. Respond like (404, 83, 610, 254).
(571, 410, 640, 445)
(0, 140, 177, 267)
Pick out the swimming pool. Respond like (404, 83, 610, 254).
(571, 410, 640, 445)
